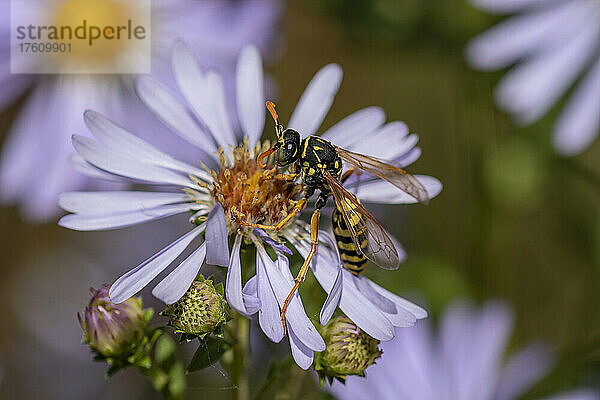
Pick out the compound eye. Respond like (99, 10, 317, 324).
(277, 142, 297, 165)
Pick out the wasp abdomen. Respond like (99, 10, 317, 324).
(332, 207, 367, 276)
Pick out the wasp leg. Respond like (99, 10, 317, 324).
(340, 168, 355, 184)
(281, 208, 320, 335)
(265, 163, 301, 181)
(271, 172, 299, 182)
(237, 197, 308, 231)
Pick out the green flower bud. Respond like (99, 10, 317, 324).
(314, 316, 382, 384)
(162, 276, 229, 339)
(78, 285, 151, 359)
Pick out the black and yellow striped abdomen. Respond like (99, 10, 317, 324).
(332, 206, 367, 276)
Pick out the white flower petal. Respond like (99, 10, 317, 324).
(553, 56, 600, 156)
(348, 130, 417, 161)
(466, 301, 517, 400)
(207, 70, 238, 149)
(494, 343, 554, 400)
(68, 154, 123, 182)
(354, 275, 396, 314)
(441, 300, 512, 400)
(469, 0, 546, 14)
(59, 191, 190, 215)
(72, 135, 193, 188)
(135, 76, 217, 154)
(320, 265, 343, 326)
(495, 19, 600, 124)
(357, 268, 419, 329)
(350, 175, 443, 204)
(0, 81, 59, 203)
(83, 110, 210, 180)
(242, 276, 261, 315)
(256, 248, 284, 343)
(289, 234, 394, 341)
(288, 64, 343, 137)
(205, 203, 230, 267)
(389, 233, 407, 265)
(466, 1, 590, 70)
(396, 147, 422, 167)
(538, 390, 600, 400)
(288, 326, 315, 370)
(171, 41, 235, 162)
(109, 224, 205, 303)
(226, 235, 247, 313)
(152, 242, 207, 304)
(260, 248, 325, 351)
(236, 45, 265, 149)
(339, 269, 395, 341)
(320, 107, 386, 148)
(366, 279, 428, 319)
(58, 203, 192, 231)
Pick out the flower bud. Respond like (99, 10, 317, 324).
(162, 276, 229, 339)
(314, 316, 382, 384)
(78, 285, 150, 359)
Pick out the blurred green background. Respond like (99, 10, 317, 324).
(0, 0, 598, 399)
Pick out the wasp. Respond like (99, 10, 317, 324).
(238, 101, 429, 333)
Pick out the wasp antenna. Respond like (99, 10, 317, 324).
(266, 101, 283, 138)
(266, 101, 278, 122)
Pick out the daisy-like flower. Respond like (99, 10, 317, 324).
(0, 0, 279, 220)
(59, 41, 440, 368)
(465, 0, 600, 156)
(329, 300, 599, 400)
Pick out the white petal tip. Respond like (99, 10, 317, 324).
(108, 288, 128, 304)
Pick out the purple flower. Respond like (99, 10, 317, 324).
(0, 0, 280, 221)
(58, 39, 441, 368)
(58, 41, 328, 368)
(466, 0, 600, 156)
(329, 300, 599, 400)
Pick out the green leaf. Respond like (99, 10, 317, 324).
(187, 336, 230, 372)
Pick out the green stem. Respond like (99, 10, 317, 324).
(252, 357, 294, 400)
(142, 362, 176, 400)
(231, 314, 249, 400)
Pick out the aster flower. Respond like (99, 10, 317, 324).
(466, 0, 600, 156)
(329, 300, 599, 400)
(0, 0, 279, 220)
(59, 41, 440, 367)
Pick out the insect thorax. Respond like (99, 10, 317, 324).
(299, 136, 342, 191)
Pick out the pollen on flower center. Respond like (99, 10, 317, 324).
(210, 141, 304, 229)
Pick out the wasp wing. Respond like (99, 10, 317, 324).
(334, 146, 429, 204)
(322, 169, 399, 270)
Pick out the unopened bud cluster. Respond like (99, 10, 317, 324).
(78, 285, 151, 360)
(314, 316, 382, 384)
(162, 275, 229, 340)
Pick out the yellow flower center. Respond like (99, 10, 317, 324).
(190, 141, 304, 231)
(51, 0, 138, 67)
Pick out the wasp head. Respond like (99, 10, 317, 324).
(274, 129, 300, 166)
